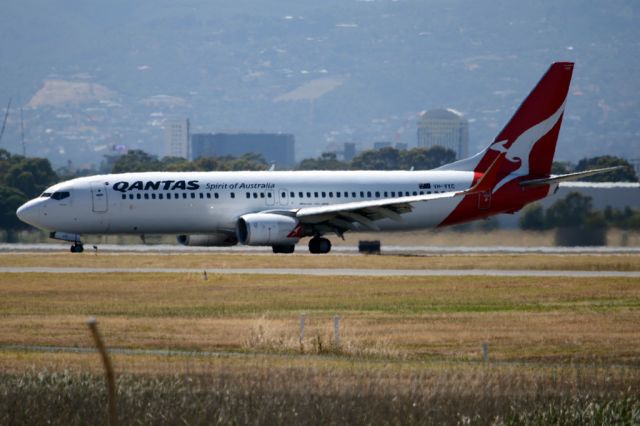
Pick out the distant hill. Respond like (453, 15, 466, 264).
(0, 0, 638, 167)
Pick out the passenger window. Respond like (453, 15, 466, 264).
(158, 194, 163, 200)
(183, 193, 187, 199)
(360, 191, 365, 198)
(281, 192, 286, 198)
(253, 193, 258, 199)
(367, 191, 372, 198)
(191, 193, 196, 199)
(375, 191, 380, 197)
(419, 191, 424, 195)
(314, 192, 318, 198)
(175, 193, 179, 199)
(321, 192, 326, 197)
(384, 192, 388, 197)
(152, 194, 156, 199)
(136, 194, 141, 200)
(129, 194, 134, 200)
(144, 194, 149, 200)
(206, 193, 211, 199)
(199, 193, 204, 199)
(336, 192, 340, 198)
(307, 192, 311, 198)
(344, 192, 348, 198)
(230, 192, 235, 198)
(391, 191, 396, 197)
(267, 192, 272, 198)
(246, 193, 250, 199)
(290, 192, 295, 198)
(299, 192, 304, 198)
(167, 193, 171, 199)
(121, 194, 126, 200)
(329, 192, 333, 198)
(405, 191, 410, 196)
(260, 193, 265, 198)
(413, 191, 417, 196)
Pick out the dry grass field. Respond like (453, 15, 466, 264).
(1, 252, 639, 424)
(1, 251, 639, 271)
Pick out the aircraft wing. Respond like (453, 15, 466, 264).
(294, 191, 458, 230)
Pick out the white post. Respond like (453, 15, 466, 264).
(333, 315, 341, 347)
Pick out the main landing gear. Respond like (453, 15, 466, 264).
(70, 242, 84, 253)
(308, 237, 331, 254)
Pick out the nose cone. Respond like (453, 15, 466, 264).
(16, 199, 42, 228)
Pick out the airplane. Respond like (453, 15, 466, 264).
(16, 62, 618, 254)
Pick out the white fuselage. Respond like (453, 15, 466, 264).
(18, 170, 476, 236)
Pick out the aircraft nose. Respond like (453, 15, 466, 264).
(16, 199, 42, 227)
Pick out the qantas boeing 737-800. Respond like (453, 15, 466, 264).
(16, 62, 617, 253)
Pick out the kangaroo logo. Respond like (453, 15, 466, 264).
(489, 100, 566, 192)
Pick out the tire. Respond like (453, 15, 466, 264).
(309, 237, 331, 254)
(272, 244, 295, 254)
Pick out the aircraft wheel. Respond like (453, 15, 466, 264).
(70, 243, 84, 253)
(272, 244, 295, 254)
(309, 237, 331, 254)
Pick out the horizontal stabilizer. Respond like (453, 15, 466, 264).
(519, 166, 623, 187)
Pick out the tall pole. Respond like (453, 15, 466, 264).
(0, 98, 11, 145)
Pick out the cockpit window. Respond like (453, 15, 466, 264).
(51, 191, 70, 200)
(41, 192, 52, 198)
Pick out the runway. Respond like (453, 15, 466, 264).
(1, 266, 638, 277)
(1, 243, 640, 254)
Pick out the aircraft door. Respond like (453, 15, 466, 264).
(278, 188, 288, 206)
(266, 190, 275, 206)
(91, 182, 109, 213)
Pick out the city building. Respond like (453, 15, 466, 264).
(373, 141, 393, 150)
(164, 118, 190, 159)
(191, 133, 295, 167)
(343, 142, 356, 162)
(417, 108, 469, 159)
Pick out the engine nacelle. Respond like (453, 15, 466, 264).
(236, 213, 300, 246)
(176, 233, 238, 247)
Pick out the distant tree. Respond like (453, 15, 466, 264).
(297, 152, 349, 170)
(519, 203, 548, 230)
(3, 157, 57, 198)
(0, 185, 28, 242)
(160, 156, 193, 171)
(545, 192, 596, 228)
(575, 155, 638, 182)
(111, 150, 162, 173)
(217, 153, 268, 171)
(191, 156, 220, 171)
(351, 147, 401, 170)
(400, 146, 456, 170)
(551, 161, 572, 175)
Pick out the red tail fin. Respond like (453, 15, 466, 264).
(438, 62, 574, 179)
(479, 62, 573, 177)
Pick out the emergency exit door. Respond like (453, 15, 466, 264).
(91, 182, 108, 213)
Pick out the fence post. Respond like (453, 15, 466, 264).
(86, 317, 117, 426)
(482, 342, 489, 363)
(333, 315, 341, 348)
(299, 313, 306, 350)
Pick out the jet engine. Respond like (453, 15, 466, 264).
(176, 233, 238, 246)
(236, 213, 300, 246)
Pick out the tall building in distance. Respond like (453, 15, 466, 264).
(164, 118, 190, 159)
(191, 133, 295, 168)
(417, 109, 469, 159)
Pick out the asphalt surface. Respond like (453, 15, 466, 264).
(1, 266, 639, 277)
(1, 243, 640, 254)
